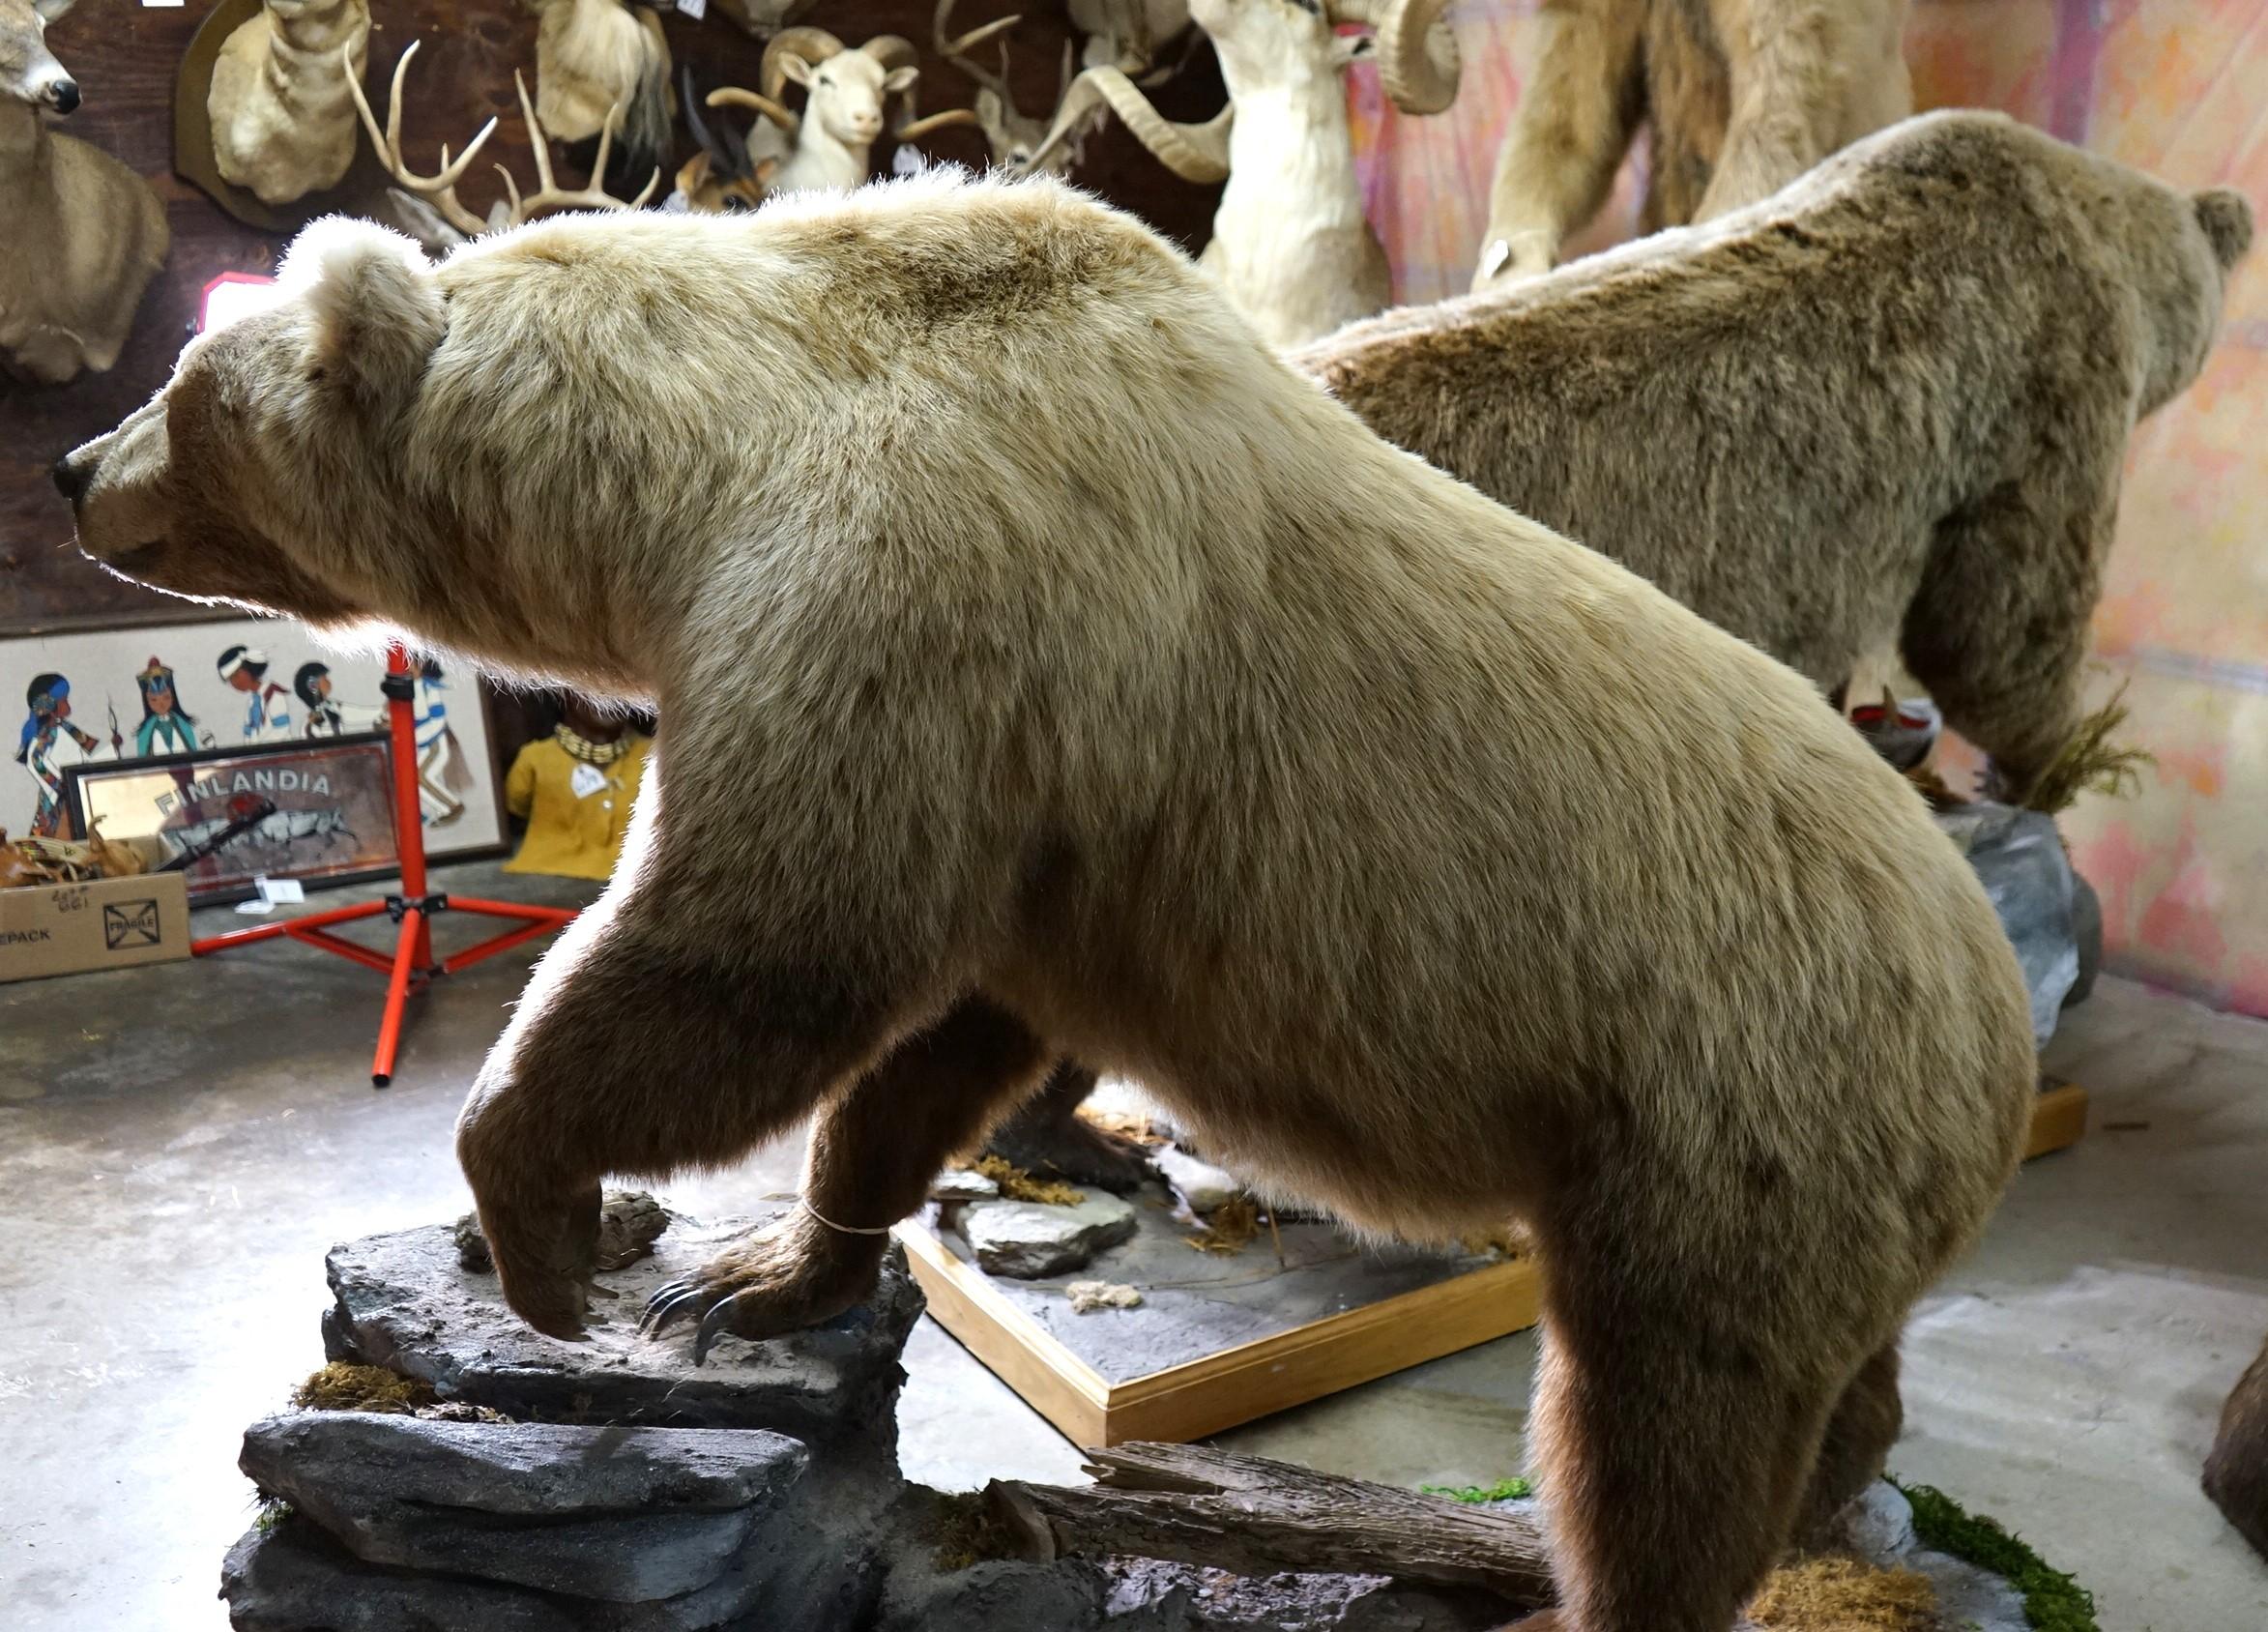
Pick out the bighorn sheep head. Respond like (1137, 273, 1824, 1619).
(706, 28, 980, 195)
(1021, 0, 1459, 180)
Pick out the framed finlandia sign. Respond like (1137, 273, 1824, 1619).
(64, 734, 398, 903)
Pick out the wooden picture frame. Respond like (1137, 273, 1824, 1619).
(902, 1083, 2087, 1448)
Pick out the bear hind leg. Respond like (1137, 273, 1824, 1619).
(1526, 1216, 1863, 1629)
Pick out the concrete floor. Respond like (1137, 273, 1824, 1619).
(2, 859, 2264, 1631)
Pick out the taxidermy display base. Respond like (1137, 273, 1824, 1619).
(219, 1200, 2072, 1632)
(909, 1084, 2087, 1451)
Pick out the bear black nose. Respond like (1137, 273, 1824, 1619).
(51, 456, 88, 504)
(49, 80, 80, 116)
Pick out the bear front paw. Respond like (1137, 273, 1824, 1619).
(639, 1209, 882, 1365)
(475, 1179, 603, 1340)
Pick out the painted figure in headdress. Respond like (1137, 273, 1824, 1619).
(218, 645, 293, 742)
(15, 673, 120, 838)
(132, 656, 200, 756)
(414, 656, 469, 826)
(296, 662, 346, 737)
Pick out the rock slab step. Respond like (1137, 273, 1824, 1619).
(240, 1413, 807, 1602)
(319, 1204, 922, 1450)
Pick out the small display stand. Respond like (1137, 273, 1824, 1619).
(189, 644, 577, 1086)
(904, 1082, 2087, 1447)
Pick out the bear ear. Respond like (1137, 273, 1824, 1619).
(277, 217, 446, 403)
(2194, 189, 2254, 272)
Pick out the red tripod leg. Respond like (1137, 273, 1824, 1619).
(372, 902, 426, 1089)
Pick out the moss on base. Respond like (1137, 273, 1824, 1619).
(1891, 1479, 2098, 1632)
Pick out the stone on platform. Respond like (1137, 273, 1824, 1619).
(1150, 1147, 1242, 1217)
(960, 1189, 1140, 1279)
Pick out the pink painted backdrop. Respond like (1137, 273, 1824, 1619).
(1349, 2, 2268, 1015)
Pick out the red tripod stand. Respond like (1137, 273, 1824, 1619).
(190, 644, 577, 1087)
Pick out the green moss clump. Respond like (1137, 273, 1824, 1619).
(1891, 1479, 2097, 1632)
(1421, 1476, 1534, 1504)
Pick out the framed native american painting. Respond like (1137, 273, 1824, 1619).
(63, 734, 399, 904)
(6, 614, 506, 879)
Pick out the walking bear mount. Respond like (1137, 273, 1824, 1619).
(223, 1199, 2052, 1632)
(65, 169, 2040, 1632)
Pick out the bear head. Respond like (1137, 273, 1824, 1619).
(55, 218, 447, 630)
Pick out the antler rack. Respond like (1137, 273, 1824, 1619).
(346, 41, 661, 241)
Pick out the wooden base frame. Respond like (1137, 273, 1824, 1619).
(902, 1083, 2090, 1447)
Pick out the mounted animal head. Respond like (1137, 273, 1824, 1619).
(1021, 0, 1458, 179)
(1, 0, 78, 116)
(706, 28, 979, 192)
(933, 0, 1082, 174)
(347, 40, 659, 248)
(1067, 0, 1192, 81)
(674, 64, 775, 212)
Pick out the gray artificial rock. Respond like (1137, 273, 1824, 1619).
(1100, 1559, 1507, 1631)
(1150, 1147, 1242, 1216)
(239, 1413, 806, 1602)
(320, 1204, 922, 1450)
(223, 1511, 872, 1632)
(2066, 870, 2103, 1007)
(1822, 1480, 1917, 1559)
(873, 1556, 1111, 1632)
(1934, 801, 2080, 1046)
(960, 1189, 1140, 1279)
(930, 1168, 1001, 1204)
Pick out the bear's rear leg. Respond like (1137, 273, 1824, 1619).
(983, 1058, 1155, 1192)
(1793, 1339, 1904, 1548)
(644, 997, 1054, 1361)
(1527, 1238, 1862, 1629)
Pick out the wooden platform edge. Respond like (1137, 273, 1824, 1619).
(2025, 1082, 2089, 1160)
(893, 1221, 1114, 1447)
(1101, 1255, 1543, 1446)
(907, 1081, 2080, 1448)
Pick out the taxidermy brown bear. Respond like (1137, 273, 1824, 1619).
(2205, 1335, 2268, 1562)
(1472, 0, 1911, 285)
(61, 172, 2037, 1632)
(1001, 110, 2254, 1194)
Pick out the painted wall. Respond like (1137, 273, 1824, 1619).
(1350, 1, 2268, 1016)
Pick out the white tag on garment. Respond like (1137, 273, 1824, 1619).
(571, 763, 608, 799)
(676, 0, 706, 16)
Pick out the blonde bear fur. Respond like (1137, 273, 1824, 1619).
(1473, 0, 1910, 285)
(62, 173, 2037, 1632)
(1302, 112, 2253, 800)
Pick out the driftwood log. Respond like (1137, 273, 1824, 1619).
(987, 1442, 1556, 1608)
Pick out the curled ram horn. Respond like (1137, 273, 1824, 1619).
(1018, 65, 1231, 183)
(1331, 0, 1459, 116)
(762, 25, 845, 102)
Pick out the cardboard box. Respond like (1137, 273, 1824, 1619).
(0, 870, 191, 984)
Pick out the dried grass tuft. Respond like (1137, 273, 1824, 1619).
(1183, 1193, 1261, 1256)
(1749, 1557, 1936, 1632)
(972, 1155, 1085, 1208)
(2020, 688, 2153, 815)
(293, 1362, 435, 1414)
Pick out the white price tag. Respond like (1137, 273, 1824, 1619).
(255, 876, 306, 906)
(570, 763, 608, 799)
(141, 1, 188, 8)
(676, 0, 707, 17)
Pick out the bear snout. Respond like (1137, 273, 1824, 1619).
(50, 454, 89, 505)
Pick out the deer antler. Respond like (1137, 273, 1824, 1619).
(345, 41, 499, 239)
(1019, 66, 1230, 182)
(933, 0, 1022, 102)
(494, 71, 660, 225)
(348, 44, 658, 241)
